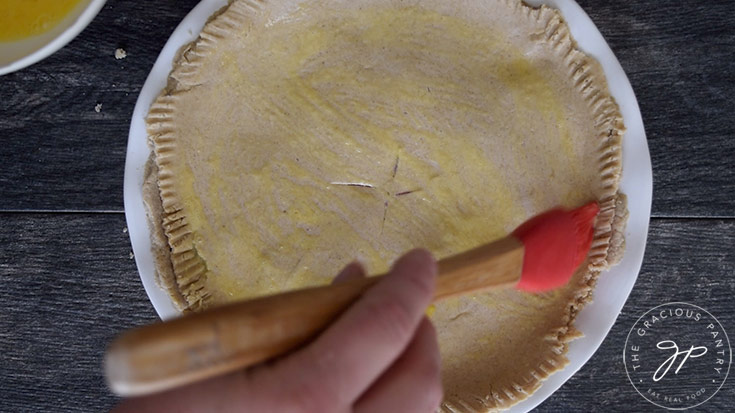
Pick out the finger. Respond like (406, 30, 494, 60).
(332, 261, 366, 284)
(273, 249, 437, 409)
(112, 370, 256, 413)
(354, 318, 443, 413)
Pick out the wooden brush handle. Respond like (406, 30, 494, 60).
(106, 236, 523, 396)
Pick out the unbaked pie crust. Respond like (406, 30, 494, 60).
(143, 0, 627, 410)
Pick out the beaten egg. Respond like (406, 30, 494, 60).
(0, 0, 86, 42)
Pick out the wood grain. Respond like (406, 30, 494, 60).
(0, 214, 157, 412)
(106, 237, 522, 397)
(1, 215, 732, 412)
(0, 0, 200, 212)
(577, 0, 735, 218)
(0, 0, 732, 216)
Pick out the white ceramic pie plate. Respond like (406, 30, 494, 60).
(124, 0, 652, 410)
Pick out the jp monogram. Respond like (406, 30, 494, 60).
(624, 302, 731, 410)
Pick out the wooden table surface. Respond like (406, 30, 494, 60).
(1, 0, 733, 411)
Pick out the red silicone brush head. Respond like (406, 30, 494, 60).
(511, 202, 600, 292)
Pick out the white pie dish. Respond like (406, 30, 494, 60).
(123, 0, 652, 411)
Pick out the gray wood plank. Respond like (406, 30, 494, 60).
(576, 0, 735, 218)
(0, 0, 733, 217)
(1, 214, 733, 411)
(0, 213, 157, 413)
(0, 0, 200, 213)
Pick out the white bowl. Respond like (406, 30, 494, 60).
(0, 0, 107, 76)
(124, 0, 652, 410)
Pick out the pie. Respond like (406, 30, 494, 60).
(143, 0, 627, 410)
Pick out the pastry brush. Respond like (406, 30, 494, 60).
(106, 201, 600, 396)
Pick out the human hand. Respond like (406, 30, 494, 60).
(113, 249, 442, 413)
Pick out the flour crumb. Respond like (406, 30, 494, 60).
(115, 48, 127, 60)
(129, 252, 135, 260)
(94, 103, 102, 113)
(122, 227, 128, 234)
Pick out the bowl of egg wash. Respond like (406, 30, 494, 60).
(0, 0, 106, 76)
